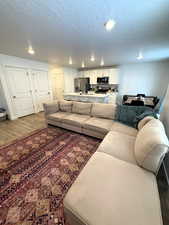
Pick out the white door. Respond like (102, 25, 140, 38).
(51, 71, 64, 100)
(32, 70, 51, 112)
(6, 67, 35, 117)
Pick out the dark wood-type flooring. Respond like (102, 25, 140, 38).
(0, 113, 168, 225)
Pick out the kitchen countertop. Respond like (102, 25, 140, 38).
(64, 92, 116, 97)
(64, 92, 117, 104)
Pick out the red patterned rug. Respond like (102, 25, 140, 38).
(0, 127, 101, 225)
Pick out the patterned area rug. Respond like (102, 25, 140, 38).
(0, 127, 101, 225)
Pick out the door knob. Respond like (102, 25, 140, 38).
(13, 96, 16, 98)
(48, 92, 50, 95)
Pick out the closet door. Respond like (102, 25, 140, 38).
(32, 70, 51, 112)
(6, 67, 35, 117)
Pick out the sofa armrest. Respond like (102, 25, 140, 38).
(43, 101, 59, 116)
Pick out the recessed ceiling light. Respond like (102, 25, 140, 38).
(28, 46, 35, 55)
(90, 55, 95, 62)
(105, 19, 116, 31)
(82, 61, 85, 68)
(69, 57, 72, 65)
(100, 58, 104, 66)
(104, 19, 116, 31)
(137, 51, 143, 60)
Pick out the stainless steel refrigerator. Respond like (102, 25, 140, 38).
(74, 78, 90, 93)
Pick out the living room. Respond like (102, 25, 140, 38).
(0, 1, 169, 225)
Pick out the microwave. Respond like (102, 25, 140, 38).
(97, 76, 109, 84)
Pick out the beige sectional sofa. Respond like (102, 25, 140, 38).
(44, 100, 117, 139)
(43, 100, 169, 225)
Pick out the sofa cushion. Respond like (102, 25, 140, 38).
(91, 103, 116, 119)
(111, 121, 138, 137)
(47, 112, 71, 122)
(59, 100, 72, 112)
(83, 117, 113, 134)
(64, 152, 162, 225)
(43, 101, 59, 115)
(72, 102, 92, 115)
(97, 131, 137, 165)
(62, 113, 90, 128)
(135, 119, 169, 173)
(115, 105, 153, 128)
(137, 116, 155, 130)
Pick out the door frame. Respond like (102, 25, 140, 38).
(31, 68, 53, 113)
(0, 64, 30, 120)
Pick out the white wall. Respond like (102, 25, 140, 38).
(64, 68, 78, 93)
(118, 61, 169, 98)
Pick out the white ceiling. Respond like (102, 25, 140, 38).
(0, 0, 169, 68)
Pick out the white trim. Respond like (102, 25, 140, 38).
(0, 64, 17, 120)
(4, 64, 29, 70)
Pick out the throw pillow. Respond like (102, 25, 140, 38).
(134, 110, 158, 129)
(115, 105, 154, 128)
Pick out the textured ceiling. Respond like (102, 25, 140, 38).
(0, 0, 169, 68)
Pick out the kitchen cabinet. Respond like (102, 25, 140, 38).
(109, 68, 119, 84)
(81, 68, 119, 85)
(91, 70, 97, 84)
(78, 71, 84, 78)
(101, 69, 106, 77)
(83, 71, 89, 78)
(83, 70, 93, 84)
(88, 70, 96, 84)
(96, 69, 102, 78)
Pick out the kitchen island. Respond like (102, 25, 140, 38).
(64, 92, 117, 104)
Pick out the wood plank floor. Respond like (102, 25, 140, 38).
(0, 113, 169, 225)
(0, 112, 46, 146)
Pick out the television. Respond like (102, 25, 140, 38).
(97, 77, 109, 84)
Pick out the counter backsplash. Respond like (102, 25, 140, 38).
(90, 84, 119, 92)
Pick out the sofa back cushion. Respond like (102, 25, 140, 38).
(59, 100, 72, 112)
(91, 103, 116, 120)
(43, 101, 59, 115)
(72, 102, 92, 115)
(138, 116, 155, 130)
(135, 119, 169, 173)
